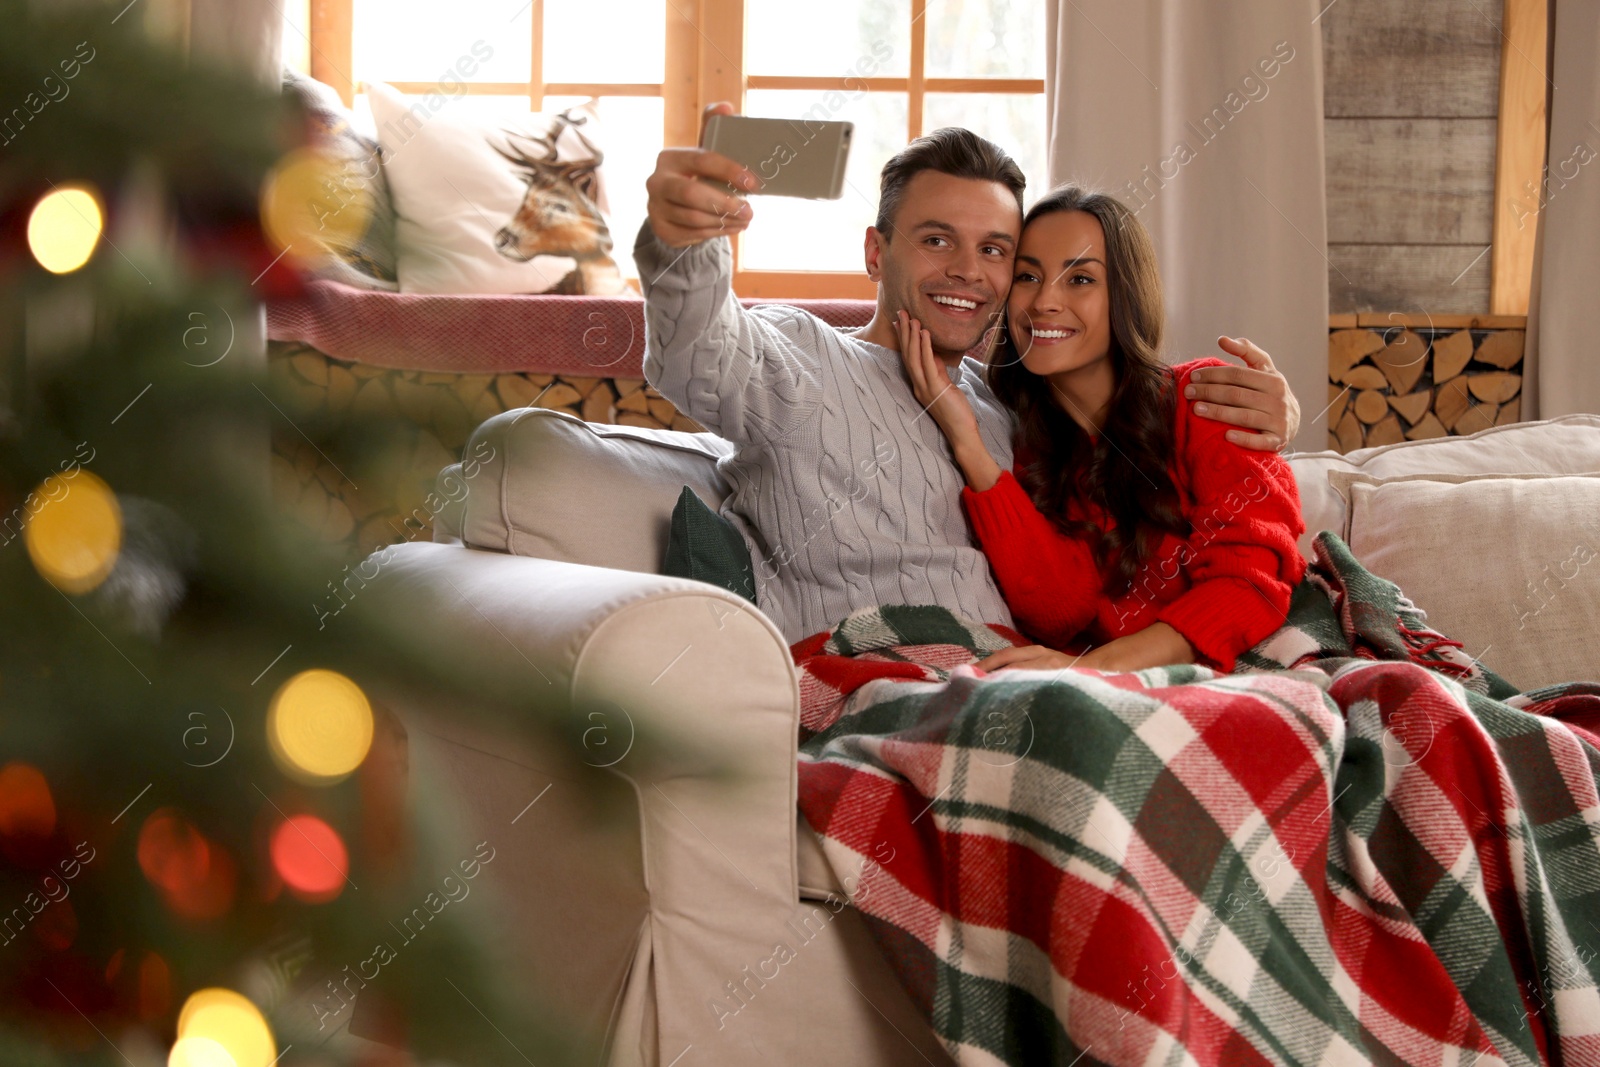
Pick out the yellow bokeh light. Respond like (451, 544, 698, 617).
(28, 186, 103, 274)
(267, 669, 374, 783)
(23, 470, 121, 594)
(260, 147, 373, 259)
(168, 1035, 236, 1067)
(176, 989, 273, 1067)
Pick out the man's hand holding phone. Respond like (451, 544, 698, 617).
(644, 102, 760, 248)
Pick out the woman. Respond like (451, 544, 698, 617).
(897, 184, 1305, 673)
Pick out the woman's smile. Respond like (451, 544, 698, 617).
(1022, 322, 1080, 345)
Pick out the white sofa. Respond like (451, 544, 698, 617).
(359, 408, 1600, 1065)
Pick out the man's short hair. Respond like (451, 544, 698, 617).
(874, 127, 1026, 237)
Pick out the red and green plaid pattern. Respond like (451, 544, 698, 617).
(794, 533, 1600, 1066)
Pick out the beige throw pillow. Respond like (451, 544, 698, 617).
(1289, 414, 1600, 561)
(458, 408, 736, 574)
(1333, 471, 1600, 689)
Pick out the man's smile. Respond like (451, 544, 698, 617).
(925, 291, 988, 319)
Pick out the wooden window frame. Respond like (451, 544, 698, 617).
(308, 0, 688, 126)
(699, 0, 1043, 297)
(303, 0, 1543, 311)
(304, 0, 1041, 299)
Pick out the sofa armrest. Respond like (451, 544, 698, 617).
(366, 540, 800, 779)
(360, 541, 804, 1062)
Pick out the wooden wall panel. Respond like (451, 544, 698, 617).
(1329, 244, 1492, 315)
(1322, 0, 1501, 314)
(1322, 0, 1501, 119)
(1325, 118, 1496, 245)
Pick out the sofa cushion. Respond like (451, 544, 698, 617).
(1335, 470, 1600, 689)
(458, 408, 734, 573)
(663, 486, 757, 602)
(1289, 414, 1600, 560)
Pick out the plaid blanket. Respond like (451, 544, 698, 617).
(794, 534, 1600, 1066)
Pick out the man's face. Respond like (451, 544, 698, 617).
(865, 171, 1021, 358)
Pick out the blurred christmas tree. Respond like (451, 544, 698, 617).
(0, 3, 594, 1064)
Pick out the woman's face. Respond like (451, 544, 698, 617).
(1005, 210, 1112, 382)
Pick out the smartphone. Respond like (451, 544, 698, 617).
(702, 114, 853, 200)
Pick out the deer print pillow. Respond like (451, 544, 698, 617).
(366, 82, 627, 296)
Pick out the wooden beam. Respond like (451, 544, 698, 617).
(663, 0, 700, 146)
(908, 0, 926, 139)
(747, 75, 910, 92)
(381, 81, 662, 98)
(308, 0, 354, 106)
(528, 0, 544, 111)
(699, 0, 743, 265)
(924, 78, 1044, 94)
(741, 76, 1045, 94)
(698, 0, 743, 109)
(1489, 0, 1548, 315)
(734, 271, 877, 299)
(544, 83, 663, 97)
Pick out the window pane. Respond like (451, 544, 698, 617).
(354, 0, 533, 84)
(281, 0, 311, 75)
(746, 0, 908, 78)
(740, 90, 907, 272)
(544, 96, 664, 278)
(925, 0, 1045, 79)
(363, 91, 539, 124)
(922, 93, 1048, 206)
(545, 0, 663, 83)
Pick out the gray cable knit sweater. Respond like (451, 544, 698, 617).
(636, 223, 1016, 642)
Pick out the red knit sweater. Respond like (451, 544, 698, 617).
(961, 359, 1306, 671)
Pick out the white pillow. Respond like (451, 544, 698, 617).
(366, 83, 627, 295)
(1288, 414, 1600, 561)
(1334, 470, 1600, 689)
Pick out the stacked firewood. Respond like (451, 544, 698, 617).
(492, 373, 702, 433)
(266, 343, 702, 558)
(1327, 328, 1524, 452)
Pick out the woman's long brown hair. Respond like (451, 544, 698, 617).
(987, 185, 1189, 595)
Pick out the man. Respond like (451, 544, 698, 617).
(637, 106, 1299, 645)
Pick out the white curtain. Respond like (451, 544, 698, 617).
(1526, 0, 1600, 418)
(1044, 0, 1328, 451)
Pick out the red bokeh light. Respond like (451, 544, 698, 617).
(0, 762, 56, 839)
(269, 815, 347, 903)
(136, 808, 235, 920)
(33, 899, 77, 952)
(137, 809, 210, 894)
(137, 951, 172, 1021)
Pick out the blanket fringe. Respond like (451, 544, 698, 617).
(1396, 622, 1472, 677)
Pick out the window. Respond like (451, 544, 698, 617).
(284, 0, 1047, 296)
